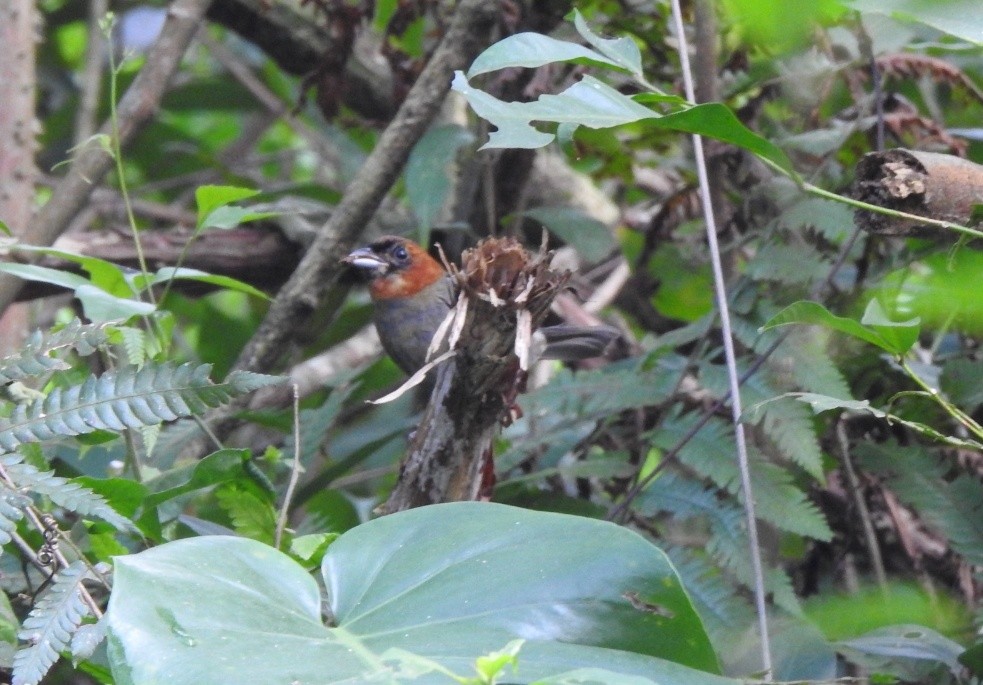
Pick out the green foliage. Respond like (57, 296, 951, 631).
(17, 0, 983, 683)
(12, 562, 98, 685)
(857, 442, 983, 566)
(2, 457, 133, 532)
(842, 0, 983, 44)
(761, 299, 920, 356)
(837, 625, 966, 683)
(0, 312, 283, 683)
(406, 124, 475, 244)
(0, 320, 108, 383)
(0, 363, 281, 454)
(107, 504, 729, 684)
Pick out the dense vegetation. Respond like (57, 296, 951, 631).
(0, 0, 981, 683)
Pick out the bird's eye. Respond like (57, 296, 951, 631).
(393, 246, 409, 261)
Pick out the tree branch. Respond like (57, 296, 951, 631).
(0, 0, 213, 318)
(232, 0, 499, 376)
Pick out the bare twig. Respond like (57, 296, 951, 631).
(275, 384, 302, 549)
(0, 0, 213, 317)
(74, 0, 109, 145)
(836, 418, 888, 592)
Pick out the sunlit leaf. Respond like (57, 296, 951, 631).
(842, 0, 983, 45)
(451, 73, 793, 173)
(467, 34, 623, 78)
(761, 300, 917, 354)
(195, 185, 260, 229)
(572, 9, 644, 77)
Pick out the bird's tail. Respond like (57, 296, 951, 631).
(536, 324, 622, 362)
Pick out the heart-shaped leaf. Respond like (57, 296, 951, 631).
(107, 503, 729, 684)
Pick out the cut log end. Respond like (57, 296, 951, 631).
(853, 148, 983, 238)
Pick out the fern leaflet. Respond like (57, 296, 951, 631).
(656, 413, 832, 541)
(0, 485, 30, 545)
(0, 319, 110, 384)
(2, 458, 134, 532)
(0, 362, 283, 454)
(12, 561, 94, 685)
(858, 442, 983, 566)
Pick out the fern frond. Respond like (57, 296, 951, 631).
(117, 326, 146, 366)
(745, 240, 830, 286)
(0, 363, 284, 454)
(3, 458, 134, 532)
(858, 442, 983, 566)
(703, 362, 825, 480)
(780, 332, 852, 400)
(638, 471, 802, 613)
(524, 359, 679, 419)
(657, 414, 832, 540)
(0, 320, 110, 384)
(779, 197, 856, 243)
(504, 358, 684, 461)
(664, 546, 754, 642)
(70, 615, 106, 661)
(139, 423, 161, 461)
(0, 485, 30, 545)
(215, 485, 276, 544)
(12, 561, 94, 685)
(758, 394, 824, 480)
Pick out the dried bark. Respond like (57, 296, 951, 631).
(0, 0, 41, 354)
(853, 148, 983, 237)
(380, 237, 570, 514)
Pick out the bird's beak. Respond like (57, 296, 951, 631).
(342, 247, 388, 274)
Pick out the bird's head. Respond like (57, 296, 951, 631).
(342, 235, 446, 300)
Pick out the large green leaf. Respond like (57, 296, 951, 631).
(130, 267, 270, 301)
(405, 124, 475, 244)
(324, 502, 717, 669)
(761, 300, 919, 355)
(107, 504, 731, 684)
(451, 73, 792, 173)
(842, 0, 983, 45)
(467, 33, 625, 78)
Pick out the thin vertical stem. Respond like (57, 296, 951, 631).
(668, 0, 773, 676)
(275, 384, 302, 549)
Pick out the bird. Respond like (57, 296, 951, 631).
(343, 235, 621, 376)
